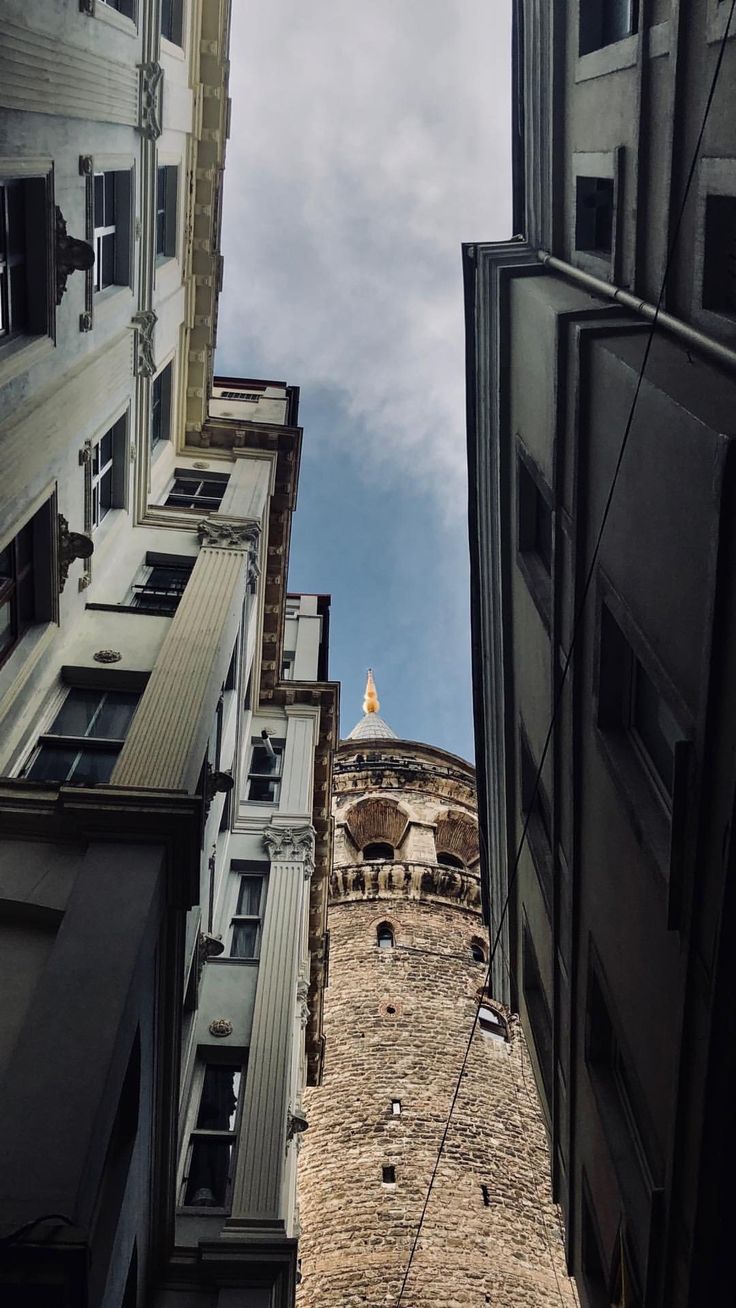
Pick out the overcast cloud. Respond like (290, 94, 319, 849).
(217, 0, 512, 754)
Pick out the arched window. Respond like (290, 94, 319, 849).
(363, 841, 394, 861)
(471, 941, 486, 964)
(478, 1004, 508, 1041)
(376, 923, 394, 950)
(437, 851, 465, 869)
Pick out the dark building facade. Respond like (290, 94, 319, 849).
(464, 3, 736, 1306)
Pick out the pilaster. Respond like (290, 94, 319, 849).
(279, 706, 320, 817)
(112, 520, 259, 792)
(228, 824, 315, 1226)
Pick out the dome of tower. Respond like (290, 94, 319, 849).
(346, 669, 398, 741)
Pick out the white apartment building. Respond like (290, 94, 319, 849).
(0, 5, 338, 1306)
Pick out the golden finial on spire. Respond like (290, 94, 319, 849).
(363, 668, 380, 715)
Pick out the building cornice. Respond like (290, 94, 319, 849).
(330, 860, 482, 913)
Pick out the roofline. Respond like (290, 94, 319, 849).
(337, 734, 476, 778)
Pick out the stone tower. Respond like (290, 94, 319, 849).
(296, 675, 577, 1307)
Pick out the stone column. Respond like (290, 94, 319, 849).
(112, 519, 259, 792)
(228, 824, 315, 1228)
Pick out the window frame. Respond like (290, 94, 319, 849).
(691, 157, 736, 339)
(515, 440, 553, 629)
(0, 167, 54, 358)
(519, 723, 553, 916)
(155, 164, 178, 262)
(22, 683, 140, 786)
(594, 582, 692, 901)
(128, 552, 194, 615)
(178, 1058, 246, 1214)
(229, 864, 268, 960)
(151, 362, 174, 451)
(578, 0, 639, 59)
(164, 468, 230, 513)
(376, 923, 394, 950)
(0, 496, 58, 672)
(160, 0, 184, 46)
(572, 149, 622, 280)
(92, 169, 132, 296)
(245, 737, 284, 804)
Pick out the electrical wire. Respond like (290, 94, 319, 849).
(394, 7, 735, 1302)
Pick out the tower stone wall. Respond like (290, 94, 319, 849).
(297, 732, 577, 1308)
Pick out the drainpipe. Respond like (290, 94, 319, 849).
(536, 249, 736, 373)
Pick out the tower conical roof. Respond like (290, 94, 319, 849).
(346, 669, 397, 741)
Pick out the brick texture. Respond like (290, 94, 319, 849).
(297, 742, 578, 1308)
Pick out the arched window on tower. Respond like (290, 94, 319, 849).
(471, 940, 486, 964)
(363, 841, 394, 861)
(376, 923, 394, 950)
(478, 1004, 508, 1042)
(437, 851, 465, 870)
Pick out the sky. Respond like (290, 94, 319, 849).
(216, 0, 512, 760)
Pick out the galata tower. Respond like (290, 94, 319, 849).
(296, 673, 577, 1307)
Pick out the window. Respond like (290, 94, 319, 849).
(520, 730, 553, 911)
(598, 603, 681, 806)
(90, 416, 126, 529)
(220, 391, 261, 402)
(702, 195, 736, 313)
(155, 166, 178, 260)
(437, 850, 465, 869)
(522, 923, 553, 1102)
(363, 841, 394, 861)
(181, 1063, 243, 1209)
(24, 686, 139, 785)
(165, 470, 229, 511)
(581, 1180, 609, 1308)
(579, 0, 638, 56)
(376, 923, 394, 950)
(478, 1004, 508, 1041)
(576, 176, 615, 256)
(587, 966, 649, 1173)
(481, 1184, 492, 1208)
(1, 501, 56, 670)
(151, 363, 173, 449)
(230, 869, 267, 959)
(246, 737, 283, 802)
(281, 651, 296, 680)
(470, 940, 486, 964)
(0, 176, 50, 343)
(130, 554, 193, 614)
(391, 1100, 401, 1116)
(381, 1165, 396, 1185)
(161, 0, 183, 44)
(100, 0, 136, 15)
(93, 171, 131, 293)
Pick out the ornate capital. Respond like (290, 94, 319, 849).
(264, 824, 315, 875)
(138, 61, 163, 140)
(197, 518, 260, 555)
(131, 310, 157, 377)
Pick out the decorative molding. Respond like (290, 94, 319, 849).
(78, 155, 94, 332)
(209, 1018, 233, 1038)
(55, 206, 94, 307)
(0, 18, 138, 124)
(138, 61, 164, 140)
(297, 975, 310, 1028)
(330, 860, 482, 910)
(58, 516, 94, 593)
(131, 310, 157, 377)
(263, 824, 316, 875)
(93, 650, 122, 664)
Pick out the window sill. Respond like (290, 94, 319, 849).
(93, 3, 138, 37)
(161, 35, 186, 60)
(576, 33, 638, 82)
(0, 333, 55, 388)
(93, 284, 134, 325)
(517, 551, 552, 632)
(571, 248, 615, 282)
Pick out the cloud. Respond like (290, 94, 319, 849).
(217, 0, 513, 509)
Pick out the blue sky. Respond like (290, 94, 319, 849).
(216, 0, 512, 760)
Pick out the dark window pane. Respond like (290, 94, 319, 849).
(197, 1066, 241, 1130)
(231, 922, 258, 958)
(184, 1138, 232, 1207)
(104, 171, 116, 223)
(69, 747, 119, 785)
(9, 263, 28, 331)
(0, 601, 14, 656)
(94, 174, 104, 226)
(576, 176, 614, 254)
(100, 429, 114, 466)
(101, 233, 115, 288)
(50, 688, 104, 737)
(247, 776, 278, 803)
(93, 691, 139, 739)
(99, 468, 113, 519)
(237, 876, 263, 915)
(249, 744, 280, 776)
(5, 182, 26, 259)
(26, 745, 81, 783)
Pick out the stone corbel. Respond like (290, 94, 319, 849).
(55, 206, 95, 307)
(263, 825, 315, 878)
(286, 1103, 309, 1149)
(131, 310, 157, 377)
(138, 61, 164, 140)
(58, 516, 94, 593)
